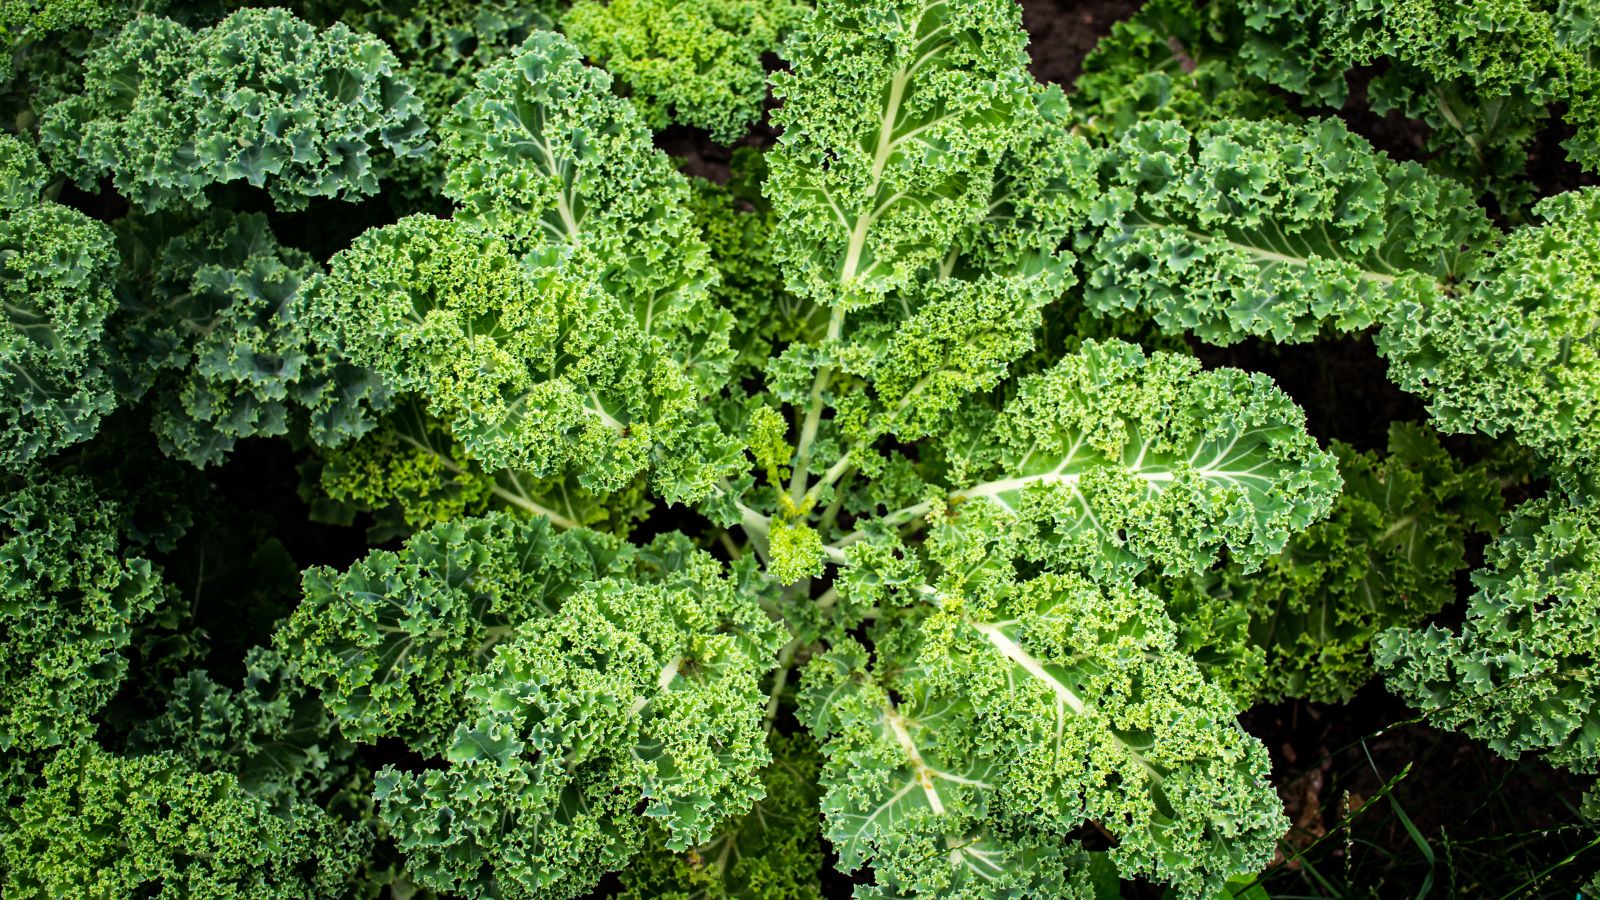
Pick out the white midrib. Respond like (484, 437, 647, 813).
(839, 69, 909, 286)
(1146, 223, 1400, 286)
(792, 22, 940, 508)
(971, 622, 1087, 714)
(884, 707, 946, 815)
(955, 461, 1281, 500)
(628, 656, 683, 716)
(531, 135, 582, 243)
(972, 619, 1164, 781)
(583, 394, 626, 432)
(947, 834, 1005, 882)
(555, 188, 580, 242)
(955, 469, 1163, 500)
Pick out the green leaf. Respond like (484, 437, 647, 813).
(0, 184, 119, 471)
(113, 210, 390, 467)
(442, 31, 732, 393)
(933, 339, 1341, 578)
(802, 569, 1286, 898)
(39, 9, 429, 211)
(1378, 186, 1600, 478)
(1376, 493, 1600, 773)
(1160, 422, 1502, 704)
(767, 0, 1034, 308)
(564, 0, 807, 143)
(1078, 117, 1492, 345)
(1, 742, 367, 898)
(0, 476, 164, 752)
(314, 214, 696, 492)
(616, 731, 829, 900)
(276, 512, 633, 749)
(376, 540, 782, 899)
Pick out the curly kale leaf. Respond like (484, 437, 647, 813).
(746, 78, 1099, 529)
(113, 210, 390, 467)
(925, 339, 1340, 579)
(0, 130, 45, 203)
(688, 149, 831, 375)
(1376, 494, 1600, 773)
(1161, 422, 1502, 704)
(311, 32, 744, 504)
(0, 133, 120, 471)
(802, 571, 1285, 898)
(0, 0, 120, 85)
(127, 647, 360, 813)
(565, 0, 807, 144)
(1, 741, 368, 899)
(39, 8, 429, 211)
(616, 731, 828, 900)
(1071, 0, 1294, 143)
(1228, 0, 1600, 201)
(276, 512, 634, 751)
(310, 399, 654, 540)
(1378, 186, 1600, 477)
(766, 0, 1035, 309)
(1077, 117, 1493, 345)
(828, 85, 1100, 444)
(313, 214, 720, 498)
(374, 538, 782, 899)
(306, 0, 558, 196)
(442, 31, 732, 392)
(0, 476, 165, 753)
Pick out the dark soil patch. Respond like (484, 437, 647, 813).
(1020, 0, 1145, 88)
(1241, 685, 1596, 895)
(1190, 332, 1429, 454)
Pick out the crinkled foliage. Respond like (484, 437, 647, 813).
(277, 512, 635, 750)
(1071, 0, 1294, 143)
(113, 210, 390, 466)
(0, 476, 163, 753)
(1227, 0, 1600, 201)
(766, 0, 1034, 308)
(929, 339, 1340, 580)
(1376, 494, 1600, 772)
(1161, 423, 1502, 704)
(313, 214, 703, 494)
(128, 647, 360, 812)
(615, 731, 828, 900)
(0, 741, 368, 899)
(1077, 117, 1492, 345)
(0, 133, 120, 471)
(311, 398, 654, 540)
(303, 0, 559, 195)
(374, 534, 782, 898)
(565, 0, 808, 143)
(314, 32, 739, 508)
(441, 31, 731, 385)
(0, 0, 118, 83)
(802, 569, 1285, 898)
(16, 1, 1588, 898)
(39, 8, 429, 211)
(1378, 186, 1600, 477)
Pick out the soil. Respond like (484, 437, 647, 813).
(1020, 0, 1144, 87)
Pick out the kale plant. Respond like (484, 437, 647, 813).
(1, 0, 1597, 897)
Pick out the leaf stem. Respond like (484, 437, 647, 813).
(396, 431, 582, 529)
(788, 306, 847, 505)
(766, 637, 805, 732)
